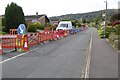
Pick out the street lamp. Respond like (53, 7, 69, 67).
(104, 1, 107, 38)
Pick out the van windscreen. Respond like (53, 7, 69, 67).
(59, 24, 68, 27)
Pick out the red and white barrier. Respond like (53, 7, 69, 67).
(0, 27, 88, 54)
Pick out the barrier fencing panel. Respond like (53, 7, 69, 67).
(27, 33, 39, 47)
(27, 31, 53, 47)
(1, 35, 17, 49)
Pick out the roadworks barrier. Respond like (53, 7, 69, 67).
(0, 27, 88, 54)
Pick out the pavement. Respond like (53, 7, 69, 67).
(89, 28, 118, 78)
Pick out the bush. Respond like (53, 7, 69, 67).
(98, 26, 116, 38)
(0, 31, 7, 34)
(98, 27, 104, 38)
(33, 22, 45, 30)
(114, 24, 120, 35)
(108, 33, 120, 50)
(27, 24, 37, 32)
(37, 25, 45, 30)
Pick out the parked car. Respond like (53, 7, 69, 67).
(56, 21, 74, 30)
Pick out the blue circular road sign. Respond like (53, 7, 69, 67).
(18, 24, 26, 35)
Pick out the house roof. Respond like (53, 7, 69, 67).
(49, 17, 60, 21)
(25, 15, 44, 20)
(25, 14, 51, 22)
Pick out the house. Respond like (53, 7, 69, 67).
(25, 13, 51, 26)
(49, 17, 60, 26)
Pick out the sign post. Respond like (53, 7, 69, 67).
(16, 24, 26, 52)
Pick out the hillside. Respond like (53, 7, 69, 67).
(50, 9, 118, 21)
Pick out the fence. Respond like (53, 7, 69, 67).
(0, 27, 88, 54)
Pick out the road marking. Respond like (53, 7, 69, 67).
(80, 28, 92, 79)
(84, 36, 92, 78)
(0, 47, 39, 64)
(85, 30, 92, 78)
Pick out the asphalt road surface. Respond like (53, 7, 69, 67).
(1, 28, 91, 78)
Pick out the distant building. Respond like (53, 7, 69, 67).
(49, 17, 60, 26)
(25, 13, 51, 26)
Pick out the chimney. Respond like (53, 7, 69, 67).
(36, 12, 38, 16)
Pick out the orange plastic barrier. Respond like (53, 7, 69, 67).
(10, 29, 18, 35)
(1, 35, 17, 48)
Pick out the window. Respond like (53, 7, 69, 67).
(59, 24, 68, 28)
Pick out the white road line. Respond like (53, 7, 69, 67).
(84, 30, 93, 78)
(0, 47, 39, 64)
(81, 28, 92, 79)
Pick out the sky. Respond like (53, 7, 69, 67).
(0, 0, 119, 17)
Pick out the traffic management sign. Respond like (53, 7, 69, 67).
(18, 24, 26, 35)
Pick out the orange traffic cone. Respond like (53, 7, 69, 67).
(24, 41, 28, 52)
(0, 43, 3, 54)
(24, 36, 28, 52)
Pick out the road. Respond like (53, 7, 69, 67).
(1, 28, 91, 78)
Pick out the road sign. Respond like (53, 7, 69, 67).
(18, 24, 26, 35)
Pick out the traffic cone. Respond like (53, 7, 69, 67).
(57, 34, 60, 39)
(24, 36, 28, 52)
(64, 32, 67, 37)
(24, 41, 28, 52)
(0, 43, 3, 54)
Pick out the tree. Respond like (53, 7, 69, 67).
(5, 2, 25, 33)
(2, 17, 5, 26)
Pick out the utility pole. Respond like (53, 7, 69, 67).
(104, 1, 107, 38)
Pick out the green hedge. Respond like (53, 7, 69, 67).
(27, 24, 37, 32)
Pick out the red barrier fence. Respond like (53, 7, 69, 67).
(0, 35, 17, 48)
(0, 27, 88, 54)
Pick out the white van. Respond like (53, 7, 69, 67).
(56, 21, 73, 30)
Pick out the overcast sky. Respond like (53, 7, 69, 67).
(0, 0, 119, 17)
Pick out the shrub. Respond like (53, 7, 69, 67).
(27, 24, 37, 32)
(37, 25, 45, 30)
(114, 24, 120, 35)
(98, 26, 116, 38)
(33, 22, 45, 30)
(0, 31, 7, 34)
(98, 27, 104, 38)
